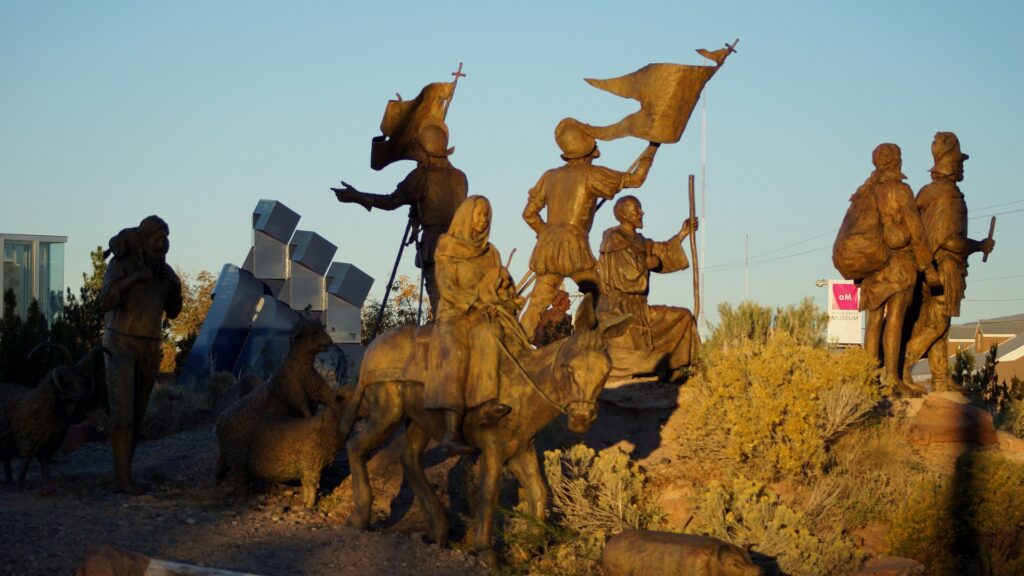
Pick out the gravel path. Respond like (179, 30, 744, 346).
(0, 426, 488, 576)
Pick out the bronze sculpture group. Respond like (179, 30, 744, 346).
(91, 38, 1002, 573)
(834, 132, 995, 395)
(324, 47, 733, 565)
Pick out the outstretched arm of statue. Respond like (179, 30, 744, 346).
(621, 143, 659, 189)
(967, 236, 995, 257)
(332, 174, 417, 212)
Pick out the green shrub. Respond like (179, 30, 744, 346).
(502, 444, 663, 575)
(809, 419, 931, 530)
(695, 474, 863, 576)
(143, 371, 237, 439)
(1003, 393, 1024, 438)
(887, 452, 1024, 576)
(677, 332, 883, 481)
(708, 297, 828, 351)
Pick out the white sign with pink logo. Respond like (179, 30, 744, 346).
(827, 279, 863, 345)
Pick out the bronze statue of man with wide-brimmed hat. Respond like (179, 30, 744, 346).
(333, 120, 468, 313)
(901, 132, 994, 392)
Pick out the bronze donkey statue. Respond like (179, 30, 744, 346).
(338, 296, 630, 567)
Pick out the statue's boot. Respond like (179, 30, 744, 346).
(477, 400, 511, 428)
(112, 429, 144, 495)
(438, 410, 473, 456)
(894, 370, 927, 397)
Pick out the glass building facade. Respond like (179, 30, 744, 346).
(0, 234, 67, 323)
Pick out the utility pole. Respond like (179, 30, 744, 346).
(745, 234, 749, 299)
(699, 92, 708, 326)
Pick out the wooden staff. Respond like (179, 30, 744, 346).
(688, 174, 700, 322)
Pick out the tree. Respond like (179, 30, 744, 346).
(360, 275, 429, 345)
(160, 269, 216, 373)
(708, 297, 828, 350)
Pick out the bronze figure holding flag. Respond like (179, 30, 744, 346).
(332, 70, 469, 314)
(521, 42, 734, 345)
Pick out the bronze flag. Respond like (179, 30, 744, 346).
(370, 82, 453, 171)
(582, 41, 736, 144)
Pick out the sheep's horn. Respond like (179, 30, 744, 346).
(75, 346, 112, 370)
(27, 341, 73, 365)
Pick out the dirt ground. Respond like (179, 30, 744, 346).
(0, 379, 680, 576)
(0, 424, 490, 576)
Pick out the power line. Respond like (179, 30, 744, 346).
(971, 198, 1024, 212)
(969, 273, 1024, 283)
(707, 229, 837, 270)
(971, 206, 1024, 220)
(704, 244, 830, 273)
(964, 298, 1024, 302)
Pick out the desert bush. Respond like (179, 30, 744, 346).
(143, 371, 237, 439)
(887, 451, 1024, 576)
(708, 297, 827, 351)
(695, 474, 863, 576)
(1003, 392, 1024, 438)
(502, 444, 664, 575)
(804, 419, 931, 531)
(677, 332, 883, 481)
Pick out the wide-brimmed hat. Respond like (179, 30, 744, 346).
(930, 131, 969, 176)
(417, 122, 454, 158)
(555, 118, 597, 160)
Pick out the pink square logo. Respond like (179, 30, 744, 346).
(832, 283, 859, 311)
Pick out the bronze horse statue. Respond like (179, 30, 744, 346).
(338, 296, 630, 566)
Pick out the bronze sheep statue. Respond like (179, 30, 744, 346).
(215, 319, 344, 507)
(0, 343, 107, 491)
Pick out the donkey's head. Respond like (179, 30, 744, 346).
(551, 295, 631, 433)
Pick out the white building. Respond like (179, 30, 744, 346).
(0, 233, 67, 323)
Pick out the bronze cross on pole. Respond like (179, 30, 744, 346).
(443, 62, 466, 120)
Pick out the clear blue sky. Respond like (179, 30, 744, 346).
(2, 1, 1022, 329)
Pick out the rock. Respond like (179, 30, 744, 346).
(74, 545, 150, 576)
(655, 485, 693, 528)
(997, 431, 1024, 453)
(908, 393, 998, 447)
(856, 556, 925, 576)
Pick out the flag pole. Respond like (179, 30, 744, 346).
(689, 175, 700, 322)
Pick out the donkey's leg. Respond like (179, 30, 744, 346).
(507, 443, 547, 525)
(401, 422, 448, 544)
(473, 447, 504, 568)
(346, 382, 403, 530)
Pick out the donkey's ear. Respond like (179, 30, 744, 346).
(573, 294, 598, 331)
(599, 313, 633, 340)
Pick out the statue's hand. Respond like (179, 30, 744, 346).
(924, 265, 940, 289)
(332, 182, 372, 212)
(681, 217, 699, 237)
(980, 237, 995, 255)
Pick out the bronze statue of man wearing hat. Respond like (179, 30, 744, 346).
(333, 121, 468, 313)
(902, 132, 995, 392)
(520, 118, 659, 336)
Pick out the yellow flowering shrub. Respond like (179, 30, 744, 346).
(696, 474, 863, 576)
(887, 452, 1024, 576)
(680, 332, 883, 481)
